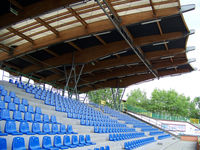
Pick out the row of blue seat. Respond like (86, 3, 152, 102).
(0, 120, 76, 136)
(124, 137, 155, 150)
(0, 109, 58, 124)
(90, 146, 110, 150)
(109, 132, 145, 141)
(149, 131, 164, 135)
(158, 134, 171, 140)
(80, 119, 126, 127)
(94, 126, 135, 133)
(0, 134, 95, 149)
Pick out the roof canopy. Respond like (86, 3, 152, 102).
(0, 0, 195, 93)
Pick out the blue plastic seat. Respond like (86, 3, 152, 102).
(70, 135, 78, 148)
(29, 136, 44, 150)
(0, 109, 11, 120)
(5, 120, 23, 135)
(52, 124, 60, 134)
(19, 121, 35, 135)
(67, 125, 77, 134)
(60, 124, 67, 134)
(1, 89, 7, 96)
(0, 137, 7, 149)
(79, 135, 86, 146)
(32, 122, 44, 135)
(43, 114, 49, 123)
(85, 135, 96, 145)
(12, 137, 26, 150)
(35, 107, 42, 114)
(43, 123, 52, 135)
(8, 102, 16, 111)
(13, 97, 20, 104)
(9, 91, 16, 98)
(18, 104, 25, 112)
(54, 136, 69, 149)
(4, 95, 11, 103)
(27, 105, 34, 113)
(22, 98, 28, 106)
(63, 135, 73, 147)
(42, 136, 59, 150)
(0, 100, 5, 109)
(13, 111, 23, 121)
(105, 146, 110, 150)
(24, 112, 33, 122)
(9, 79, 13, 83)
(0, 85, 4, 91)
(34, 113, 42, 122)
(100, 147, 105, 150)
(0, 125, 8, 136)
(50, 115, 57, 124)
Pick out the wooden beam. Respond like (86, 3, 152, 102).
(68, 42, 82, 51)
(95, 35, 106, 45)
(79, 68, 191, 92)
(44, 48, 186, 82)
(149, 0, 156, 16)
(44, 48, 59, 57)
(0, 0, 82, 29)
(0, 7, 180, 61)
(8, 0, 23, 10)
(7, 27, 34, 44)
(0, 43, 11, 54)
(67, 7, 88, 27)
(35, 17, 59, 37)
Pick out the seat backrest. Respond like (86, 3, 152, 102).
(29, 136, 40, 150)
(63, 135, 71, 146)
(5, 120, 17, 133)
(42, 136, 52, 149)
(85, 135, 91, 143)
(22, 98, 28, 106)
(0, 85, 4, 91)
(72, 135, 78, 145)
(34, 113, 41, 122)
(32, 122, 41, 133)
(4, 95, 11, 103)
(35, 106, 42, 114)
(27, 105, 34, 113)
(67, 125, 73, 132)
(13, 97, 20, 104)
(12, 137, 26, 150)
(43, 114, 49, 122)
(0, 137, 7, 150)
(52, 124, 58, 133)
(105, 146, 110, 150)
(1, 89, 7, 96)
(8, 102, 16, 111)
(9, 91, 16, 98)
(18, 104, 25, 112)
(54, 136, 62, 147)
(24, 112, 33, 122)
(79, 135, 85, 144)
(60, 124, 66, 133)
(0, 100, 5, 109)
(100, 147, 105, 150)
(51, 115, 57, 123)
(13, 111, 22, 120)
(0, 109, 10, 120)
(43, 123, 50, 133)
(19, 121, 29, 133)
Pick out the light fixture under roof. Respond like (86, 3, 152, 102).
(141, 19, 161, 25)
(93, 31, 111, 36)
(160, 56, 174, 60)
(153, 41, 169, 46)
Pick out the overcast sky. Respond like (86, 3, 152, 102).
(125, 0, 200, 100)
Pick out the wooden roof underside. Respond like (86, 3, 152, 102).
(0, 0, 194, 93)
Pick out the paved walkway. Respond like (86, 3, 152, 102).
(164, 140, 197, 150)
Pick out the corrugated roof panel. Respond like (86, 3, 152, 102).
(40, 8, 68, 19)
(31, 31, 53, 40)
(85, 15, 107, 24)
(23, 26, 47, 36)
(1, 35, 21, 45)
(80, 9, 104, 19)
(11, 40, 27, 46)
(154, 2, 178, 9)
(114, 0, 149, 10)
(57, 22, 82, 31)
(49, 16, 77, 27)
(118, 6, 152, 16)
(11, 19, 36, 29)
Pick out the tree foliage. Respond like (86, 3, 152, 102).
(126, 88, 200, 118)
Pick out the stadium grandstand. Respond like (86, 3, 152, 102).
(0, 0, 197, 149)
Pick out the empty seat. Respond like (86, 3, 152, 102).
(54, 135, 69, 149)
(42, 136, 59, 150)
(13, 111, 23, 121)
(1, 89, 7, 96)
(22, 98, 28, 106)
(9, 79, 13, 83)
(34, 113, 42, 122)
(63, 135, 73, 147)
(52, 124, 60, 134)
(27, 105, 34, 113)
(9, 91, 16, 98)
(4, 95, 11, 103)
(29, 136, 43, 150)
(70, 135, 78, 148)
(43, 114, 49, 123)
(19, 121, 35, 135)
(43, 123, 52, 135)
(85, 135, 96, 145)
(60, 124, 67, 134)
(79, 135, 86, 146)
(13, 97, 20, 104)
(35, 107, 42, 114)
(0, 109, 11, 120)
(24, 112, 33, 122)
(18, 104, 25, 112)
(5, 120, 23, 135)
(100, 147, 105, 150)
(12, 137, 26, 150)
(0, 137, 7, 150)
(50, 115, 57, 124)
(32, 122, 44, 135)
(0, 85, 4, 91)
(67, 125, 77, 134)
(0, 100, 5, 109)
(8, 102, 16, 111)
(105, 146, 110, 150)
